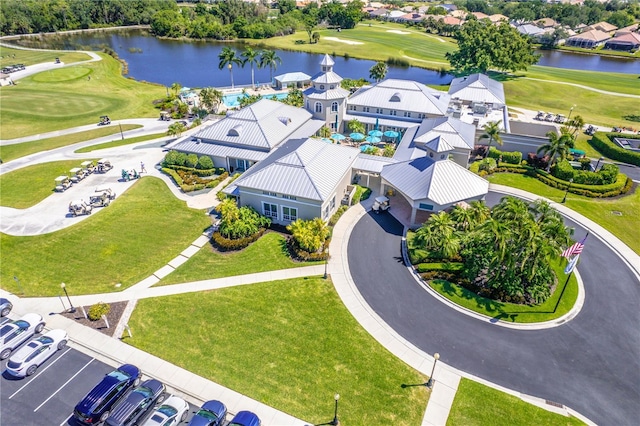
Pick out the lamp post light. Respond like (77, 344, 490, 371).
(562, 178, 574, 204)
(324, 248, 329, 279)
(595, 156, 605, 171)
(568, 104, 576, 120)
(227, 63, 234, 89)
(331, 393, 340, 426)
(426, 353, 440, 388)
(60, 282, 76, 313)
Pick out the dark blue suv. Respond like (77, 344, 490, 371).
(73, 364, 141, 424)
(105, 379, 165, 426)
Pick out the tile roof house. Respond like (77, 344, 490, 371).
(450, 9, 467, 19)
(565, 29, 612, 48)
(604, 31, 640, 51)
(488, 14, 508, 24)
(448, 73, 506, 108)
(585, 21, 618, 34)
(535, 18, 559, 29)
(471, 12, 489, 20)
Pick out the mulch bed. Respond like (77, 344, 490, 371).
(60, 301, 128, 337)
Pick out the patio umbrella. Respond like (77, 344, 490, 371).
(383, 130, 399, 139)
(330, 133, 346, 141)
(350, 132, 365, 141)
(321, 138, 333, 144)
(374, 117, 379, 130)
(365, 135, 381, 143)
(368, 130, 383, 138)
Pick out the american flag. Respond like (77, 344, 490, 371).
(562, 234, 588, 259)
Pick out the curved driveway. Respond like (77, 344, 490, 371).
(347, 191, 640, 425)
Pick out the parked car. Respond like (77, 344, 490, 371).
(105, 379, 166, 426)
(0, 298, 12, 317)
(5, 329, 68, 377)
(188, 400, 227, 426)
(0, 313, 45, 360)
(228, 411, 261, 426)
(73, 364, 141, 425)
(141, 395, 189, 426)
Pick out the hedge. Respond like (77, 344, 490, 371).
(211, 228, 266, 251)
(287, 237, 330, 261)
(487, 147, 522, 165)
(164, 164, 226, 177)
(589, 132, 640, 167)
(162, 168, 229, 192)
(329, 205, 349, 226)
(552, 160, 618, 185)
(415, 262, 464, 273)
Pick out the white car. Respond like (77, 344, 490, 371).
(142, 395, 189, 426)
(5, 329, 68, 377)
(0, 313, 45, 360)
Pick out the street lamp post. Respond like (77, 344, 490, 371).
(324, 248, 329, 279)
(595, 156, 605, 171)
(426, 353, 440, 388)
(331, 393, 340, 426)
(60, 282, 76, 313)
(228, 63, 234, 89)
(562, 178, 574, 204)
(568, 104, 576, 120)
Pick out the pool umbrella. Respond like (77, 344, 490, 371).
(375, 117, 379, 130)
(368, 129, 383, 138)
(365, 135, 381, 143)
(384, 130, 399, 139)
(321, 138, 333, 143)
(350, 132, 365, 141)
(331, 133, 346, 141)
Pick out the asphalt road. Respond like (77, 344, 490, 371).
(347, 193, 640, 425)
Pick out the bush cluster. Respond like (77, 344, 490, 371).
(487, 147, 522, 165)
(589, 132, 640, 167)
(552, 160, 618, 185)
(329, 205, 349, 226)
(165, 164, 225, 176)
(478, 157, 497, 173)
(88, 302, 110, 321)
(211, 228, 265, 251)
(163, 150, 222, 172)
(288, 237, 330, 261)
(415, 262, 464, 273)
(162, 168, 229, 192)
(526, 153, 550, 170)
(351, 186, 372, 205)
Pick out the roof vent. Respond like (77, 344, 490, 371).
(390, 92, 402, 102)
(278, 116, 292, 125)
(228, 125, 242, 137)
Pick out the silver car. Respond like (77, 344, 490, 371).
(6, 329, 68, 377)
(0, 298, 12, 317)
(0, 313, 45, 360)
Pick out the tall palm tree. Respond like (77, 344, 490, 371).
(241, 47, 261, 89)
(479, 120, 503, 158)
(218, 47, 242, 89)
(170, 82, 182, 97)
(567, 114, 585, 136)
(468, 200, 490, 225)
(369, 61, 388, 83)
(449, 204, 475, 232)
(537, 130, 572, 170)
(414, 212, 460, 260)
(199, 87, 223, 112)
(347, 119, 365, 134)
(259, 49, 282, 85)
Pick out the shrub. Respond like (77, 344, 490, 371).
(287, 218, 330, 253)
(164, 164, 219, 177)
(488, 147, 522, 164)
(552, 160, 618, 185)
(329, 205, 349, 226)
(197, 155, 214, 170)
(478, 157, 497, 172)
(352, 185, 372, 205)
(288, 237, 330, 261)
(186, 154, 199, 168)
(589, 132, 640, 167)
(415, 262, 464, 273)
(216, 198, 271, 239)
(88, 302, 110, 321)
(211, 228, 265, 251)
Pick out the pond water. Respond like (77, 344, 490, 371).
(535, 49, 640, 74)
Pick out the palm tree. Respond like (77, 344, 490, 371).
(467, 200, 490, 225)
(369, 61, 388, 83)
(537, 130, 572, 170)
(199, 87, 223, 113)
(241, 47, 261, 89)
(347, 119, 365, 134)
(218, 47, 242, 89)
(479, 120, 503, 158)
(567, 114, 585, 136)
(449, 204, 475, 232)
(414, 212, 460, 260)
(259, 49, 282, 86)
(170, 82, 181, 97)
(319, 126, 331, 138)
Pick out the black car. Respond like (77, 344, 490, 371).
(105, 379, 166, 426)
(73, 364, 141, 425)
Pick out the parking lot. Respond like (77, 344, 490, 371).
(0, 341, 207, 426)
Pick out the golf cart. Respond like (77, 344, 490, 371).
(121, 169, 140, 181)
(98, 115, 111, 126)
(585, 125, 596, 136)
(69, 167, 86, 183)
(372, 196, 390, 214)
(95, 187, 116, 200)
(96, 159, 113, 173)
(68, 200, 92, 216)
(160, 111, 171, 121)
(54, 176, 72, 192)
(89, 192, 111, 208)
(81, 160, 96, 174)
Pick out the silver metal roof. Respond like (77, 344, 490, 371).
(448, 73, 505, 106)
(311, 71, 343, 84)
(304, 87, 350, 100)
(191, 99, 312, 151)
(229, 138, 359, 201)
(413, 117, 476, 150)
(274, 72, 311, 83)
(342, 113, 417, 129)
(348, 79, 449, 116)
(353, 154, 397, 173)
(381, 156, 489, 205)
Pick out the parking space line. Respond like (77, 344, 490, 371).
(8, 347, 72, 399)
(59, 415, 72, 426)
(34, 357, 94, 412)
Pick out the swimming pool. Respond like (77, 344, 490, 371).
(222, 92, 288, 107)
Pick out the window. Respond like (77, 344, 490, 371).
(324, 205, 330, 219)
(320, 85, 325, 90)
(330, 85, 335, 89)
(390, 110, 397, 116)
(331, 102, 338, 112)
(282, 194, 297, 200)
(263, 203, 278, 219)
(364, 107, 370, 112)
(330, 196, 336, 210)
(376, 108, 383, 114)
(419, 203, 434, 211)
(282, 206, 297, 221)
(262, 191, 277, 197)
(349, 105, 356, 111)
(403, 111, 411, 117)
(306, 101, 310, 109)
(315, 102, 322, 113)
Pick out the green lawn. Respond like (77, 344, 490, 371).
(0, 52, 164, 139)
(0, 124, 141, 162)
(128, 277, 428, 425)
(488, 173, 640, 254)
(448, 379, 584, 426)
(157, 231, 321, 286)
(0, 45, 90, 68)
(0, 177, 210, 296)
(428, 258, 578, 323)
(74, 132, 168, 153)
(0, 159, 96, 208)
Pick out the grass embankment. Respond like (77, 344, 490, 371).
(0, 46, 90, 68)
(488, 173, 640, 254)
(0, 178, 210, 296)
(0, 124, 141, 162)
(129, 277, 428, 425)
(448, 379, 584, 426)
(0, 52, 164, 139)
(157, 232, 321, 286)
(0, 160, 96, 208)
(74, 132, 168, 153)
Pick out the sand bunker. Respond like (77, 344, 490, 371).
(324, 37, 364, 45)
(386, 30, 411, 35)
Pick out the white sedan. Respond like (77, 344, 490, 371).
(5, 329, 68, 377)
(142, 395, 189, 426)
(0, 313, 45, 360)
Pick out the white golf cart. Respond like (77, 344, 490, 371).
(372, 196, 390, 214)
(54, 176, 72, 192)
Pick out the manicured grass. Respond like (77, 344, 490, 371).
(0, 52, 165, 139)
(488, 173, 640, 254)
(428, 258, 578, 323)
(0, 124, 141, 162)
(128, 277, 428, 425)
(0, 177, 210, 296)
(74, 132, 168, 153)
(0, 45, 90, 68)
(448, 378, 584, 426)
(0, 159, 96, 209)
(157, 232, 322, 286)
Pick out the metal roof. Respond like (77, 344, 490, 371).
(320, 54, 335, 67)
(304, 87, 350, 100)
(448, 73, 505, 106)
(353, 153, 397, 173)
(310, 71, 343, 84)
(171, 139, 269, 162)
(274, 72, 311, 83)
(348, 79, 449, 116)
(342, 113, 418, 129)
(191, 99, 312, 151)
(413, 117, 476, 150)
(229, 138, 359, 201)
(381, 157, 489, 205)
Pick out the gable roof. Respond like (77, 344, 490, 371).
(394, 117, 475, 162)
(348, 79, 449, 115)
(517, 24, 545, 36)
(605, 32, 640, 46)
(448, 73, 505, 106)
(568, 29, 611, 43)
(586, 21, 617, 33)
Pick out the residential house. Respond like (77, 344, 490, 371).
(488, 14, 508, 24)
(535, 18, 559, 29)
(516, 23, 546, 38)
(604, 31, 640, 51)
(585, 21, 617, 34)
(565, 29, 611, 48)
(450, 9, 467, 19)
(471, 12, 489, 21)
